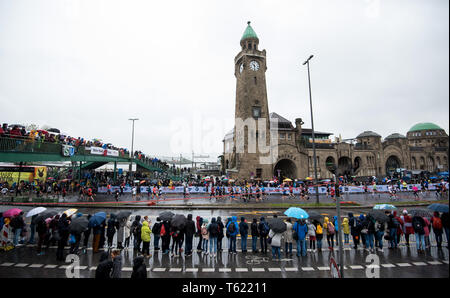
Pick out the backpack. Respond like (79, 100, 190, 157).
(261, 222, 269, 236)
(227, 222, 236, 234)
(432, 217, 443, 230)
(413, 218, 424, 234)
(160, 224, 166, 236)
(327, 222, 335, 234)
(201, 226, 208, 235)
(316, 224, 323, 234)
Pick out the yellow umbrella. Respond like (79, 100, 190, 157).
(63, 208, 78, 217)
(283, 178, 292, 182)
(305, 177, 313, 180)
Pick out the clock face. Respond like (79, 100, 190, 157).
(239, 64, 244, 73)
(249, 60, 259, 71)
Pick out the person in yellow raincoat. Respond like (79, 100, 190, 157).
(140, 220, 152, 258)
(342, 217, 350, 244)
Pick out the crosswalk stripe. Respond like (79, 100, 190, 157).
(152, 268, 166, 272)
(317, 266, 330, 270)
(122, 267, 133, 271)
(0, 263, 14, 267)
(349, 265, 365, 269)
(284, 267, 298, 272)
(302, 267, 315, 271)
(14, 263, 28, 267)
(268, 268, 281, 272)
(219, 268, 231, 272)
(412, 262, 427, 266)
(75, 266, 88, 270)
(396, 263, 412, 267)
(169, 268, 182, 272)
(381, 264, 395, 268)
(365, 265, 380, 269)
(89, 266, 97, 271)
(59, 265, 70, 269)
(252, 268, 265, 272)
(44, 265, 57, 269)
(442, 260, 449, 264)
(185, 268, 198, 272)
(202, 268, 215, 272)
(29, 264, 43, 268)
(235, 268, 248, 272)
(427, 261, 442, 265)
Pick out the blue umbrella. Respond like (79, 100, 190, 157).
(427, 204, 449, 213)
(284, 207, 309, 219)
(88, 212, 107, 228)
(373, 204, 397, 210)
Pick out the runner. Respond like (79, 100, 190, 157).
(289, 184, 295, 199)
(87, 187, 94, 202)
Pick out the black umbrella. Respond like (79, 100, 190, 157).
(33, 210, 58, 224)
(267, 218, 286, 233)
(69, 217, 89, 234)
(159, 211, 175, 222)
(368, 210, 389, 223)
(171, 214, 187, 229)
(308, 211, 324, 222)
(409, 209, 433, 218)
(116, 211, 132, 221)
(48, 128, 60, 133)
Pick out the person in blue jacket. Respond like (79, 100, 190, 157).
(226, 216, 239, 254)
(293, 219, 308, 257)
(333, 215, 340, 244)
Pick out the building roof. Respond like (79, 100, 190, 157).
(385, 133, 406, 140)
(408, 122, 443, 132)
(270, 112, 294, 130)
(241, 21, 259, 41)
(356, 131, 381, 138)
(301, 128, 333, 136)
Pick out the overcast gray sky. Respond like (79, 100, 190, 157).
(0, 0, 448, 160)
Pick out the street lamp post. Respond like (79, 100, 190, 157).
(129, 118, 139, 182)
(303, 55, 319, 204)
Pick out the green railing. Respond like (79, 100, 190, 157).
(0, 137, 63, 154)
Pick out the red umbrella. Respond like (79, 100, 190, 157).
(3, 208, 22, 218)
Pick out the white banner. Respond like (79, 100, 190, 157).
(87, 147, 119, 157)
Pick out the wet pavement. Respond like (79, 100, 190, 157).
(0, 235, 448, 278)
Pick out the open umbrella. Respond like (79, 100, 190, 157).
(171, 214, 187, 229)
(409, 209, 433, 218)
(427, 203, 449, 213)
(373, 204, 397, 210)
(33, 210, 58, 224)
(116, 211, 132, 221)
(63, 208, 78, 217)
(159, 211, 175, 222)
(307, 211, 324, 222)
(69, 216, 89, 234)
(284, 207, 309, 219)
(283, 178, 292, 182)
(48, 128, 60, 133)
(88, 212, 107, 228)
(305, 177, 313, 180)
(368, 210, 389, 223)
(267, 218, 287, 233)
(26, 207, 47, 218)
(2, 208, 22, 218)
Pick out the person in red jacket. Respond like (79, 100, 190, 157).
(393, 211, 404, 244)
(401, 210, 414, 247)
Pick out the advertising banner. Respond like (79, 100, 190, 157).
(62, 145, 75, 157)
(87, 147, 119, 157)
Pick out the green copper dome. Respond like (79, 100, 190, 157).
(408, 122, 443, 132)
(241, 21, 258, 41)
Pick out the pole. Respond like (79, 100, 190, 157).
(335, 181, 345, 278)
(129, 118, 138, 183)
(304, 55, 319, 204)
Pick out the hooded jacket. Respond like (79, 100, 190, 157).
(196, 216, 203, 235)
(106, 214, 117, 238)
(131, 256, 147, 279)
(323, 217, 334, 235)
(217, 216, 225, 238)
(251, 219, 259, 237)
(293, 220, 308, 240)
(141, 221, 151, 242)
(348, 213, 360, 236)
(226, 216, 239, 237)
(184, 214, 196, 237)
(95, 252, 113, 279)
(333, 216, 339, 232)
(111, 254, 122, 278)
(342, 218, 350, 234)
(208, 217, 219, 237)
(239, 217, 249, 235)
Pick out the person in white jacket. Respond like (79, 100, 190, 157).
(283, 219, 293, 257)
(124, 217, 132, 248)
(269, 229, 283, 260)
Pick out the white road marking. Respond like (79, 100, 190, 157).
(44, 265, 57, 269)
(202, 268, 215, 272)
(29, 264, 43, 268)
(284, 267, 298, 272)
(268, 268, 281, 272)
(412, 262, 427, 266)
(152, 268, 166, 272)
(185, 268, 198, 272)
(302, 267, 315, 271)
(219, 268, 231, 272)
(252, 268, 265, 272)
(365, 265, 380, 269)
(381, 264, 396, 268)
(396, 263, 412, 267)
(122, 267, 133, 271)
(317, 266, 330, 270)
(0, 263, 14, 267)
(75, 265, 87, 270)
(442, 260, 449, 264)
(89, 266, 97, 271)
(169, 268, 182, 272)
(58, 265, 70, 269)
(235, 268, 248, 272)
(14, 263, 28, 267)
(349, 265, 365, 269)
(427, 261, 442, 265)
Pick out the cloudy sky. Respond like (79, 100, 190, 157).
(0, 0, 448, 160)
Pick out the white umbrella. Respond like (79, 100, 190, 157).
(63, 208, 78, 217)
(26, 207, 47, 218)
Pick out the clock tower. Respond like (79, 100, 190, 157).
(231, 21, 273, 180)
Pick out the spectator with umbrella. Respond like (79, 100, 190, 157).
(268, 225, 283, 261)
(400, 210, 414, 247)
(431, 211, 444, 248)
(89, 212, 106, 253)
(130, 215, 142, 252)
(82, 215, 92, 253)
(56, 213, 70, 261)
(152, 217, 162, 251)
(26, 207, 46, 245)
(106, 214, 118, 248)
(115, 211, 131, 249)
(184, 214, 196, 256)
(293, 218, 308, 257)
(69, 214, 88, 254)
(161, 219, 171, 254)
(36, 216, 49, 256)
(171, 214, 186, 257)
(283, 218, 293, 256)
